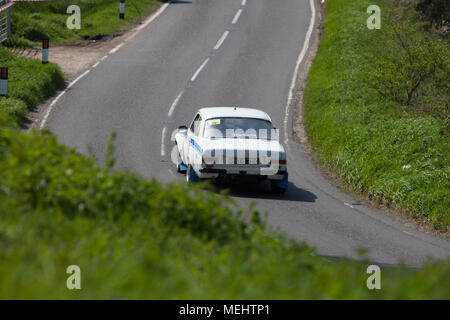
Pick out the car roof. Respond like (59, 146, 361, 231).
(198, 107, 272, 122)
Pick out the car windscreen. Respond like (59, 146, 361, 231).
(204, 117, 276, 140)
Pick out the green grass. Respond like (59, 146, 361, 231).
(0, 122, 449, 299)
(0, 47, 65, 123)
(303, 0, 449, 230)
(7, 0, 163, 46)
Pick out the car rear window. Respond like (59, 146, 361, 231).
(204, 117, 276, 140)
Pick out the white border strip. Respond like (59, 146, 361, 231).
(137, 1, 171, 30)
(283, 0, 315, 144)
(40, 70, 90, 128)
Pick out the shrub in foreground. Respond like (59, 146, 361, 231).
(0, 123, 449, 299)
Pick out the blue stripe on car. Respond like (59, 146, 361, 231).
(190, 138, 203, 154)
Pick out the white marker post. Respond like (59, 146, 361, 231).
(0, 67, 8, 97)
(42, 39, 49, 64)
(119, 0, 125, 19)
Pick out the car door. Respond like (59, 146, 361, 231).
(192, 114, 204, 172)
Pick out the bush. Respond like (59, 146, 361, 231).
(303, 0, 449, 229)
(0, 122, 449, 299)
(0, 46, 65, 122)
(415, 0, 450, 31)
(364, 2, 449, 119)
(9, 0, 161, 46)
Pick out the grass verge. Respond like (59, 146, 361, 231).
(0, 46, 65, 124)
(7, 0, 163, 47)
(303, 0, 449, 230)
(0, 121, 449, 298)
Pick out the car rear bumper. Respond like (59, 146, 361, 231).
(198, 167, 287, 180)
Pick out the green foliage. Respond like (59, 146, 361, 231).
(303, 0, 449, 229)
(415, 0, 450, 31)
(9, 0, 161, 46)
(364, 2, 449, 119)
(3, 35, 35, 50)
(0, 123, 449, 298)
(0, 46, 65, 123)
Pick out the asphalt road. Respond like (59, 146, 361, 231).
(44, 0, 449, 267)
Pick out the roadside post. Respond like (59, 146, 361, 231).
(119, 0, 125, 19)
(0, 67, 8, 97)
(42, 39, 49, 64)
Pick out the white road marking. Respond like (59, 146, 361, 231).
(344, 202, 354, 209)
(213, 30, 230, 50)
(39, 2, 172, 131)
(137, 1, 171, 31)
(241, 0, 247, 6)
(161, 127, 167, 157)
(109, 47, 120, 54)
(283, 0, 315, 144)
(168, 90, 184, 117)
(40, 70, 91, 129)
(232, 9, 243, 24)
(190, 58, 209, 82)
(67, 70, 91, 89)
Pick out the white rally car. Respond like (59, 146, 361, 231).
(174, 107, 288, 193)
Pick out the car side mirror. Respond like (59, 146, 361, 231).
(178, 125, 188, 130)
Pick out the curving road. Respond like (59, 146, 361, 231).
(42, 0, 449, 266)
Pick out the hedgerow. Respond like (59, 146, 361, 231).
(303, 0, 449, 229)
(0, 121, 449, 298)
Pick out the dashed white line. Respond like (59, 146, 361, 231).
(40, 70, 91, 129)
(100, 55, 108, 61)
(190, 58, 209, 82)
(161, 127, 167, 157)
(213, 30, 230, 50)
(283, 0, 315, 144)
(168, 90, 184, 117)
(241, 0, 247, 6)
(232, 9, 243, 24)
(92, 62, 100, 68)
